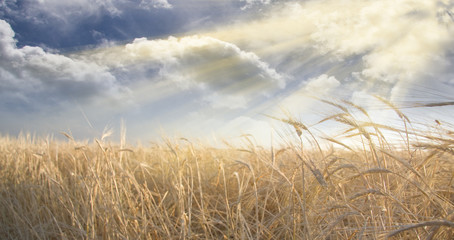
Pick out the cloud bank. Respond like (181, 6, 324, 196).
(0, 0, 247, 49)
(0, 18, 286, 140)
(1, 0, 454, 144)
(0, 20, 125, 111)
(212, 0, 454, 105)
(2, 0, 173, 20)
(81, 35, 286, 109)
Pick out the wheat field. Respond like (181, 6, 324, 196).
(0, 100, 453, 239)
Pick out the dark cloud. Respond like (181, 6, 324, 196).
(0, 0, 256, 50)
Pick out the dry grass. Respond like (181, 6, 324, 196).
(0, 101, 453, 239)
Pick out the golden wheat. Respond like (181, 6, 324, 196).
(0, 101, 453, 239)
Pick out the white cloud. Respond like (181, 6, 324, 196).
(146, 0, 173, 9)
(212, 0, 454, 102)
(0, 16, 286, 112)
(34, 0, 121, 20)
(304, 74, 340, 94)
(240, 0, 272, 10)
(82, 35, 286, 109)
(0, 19, 288, 140)
(305, 0, 454, 102)
(2, 0, 173, 26)
(0, 20, 126, 110)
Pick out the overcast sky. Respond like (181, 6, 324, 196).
(1, 0, 454, 145)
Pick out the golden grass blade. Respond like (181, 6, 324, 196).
(345, 168, 392, 182)
(319, 99, 350, 113)
(374, 95, 411, 123)
(418, 101, 454, 107)
(60, 131, 74, 141)
(326, 164, 357, 179)
(323, 137, 354, 151)
(386, 220, 454, 238)
(379, 149, 425, 181)
(295, 152, 327, 187)
(341, 99, 370, 117)
(348, 188, 384, 201)
(317, 113, 349, 125)
(118, 148, 134, 152)
(319, 211, 361, 239)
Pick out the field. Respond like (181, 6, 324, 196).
(0, 100, 453, 239)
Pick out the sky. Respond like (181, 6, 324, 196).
(1, 0, 454, 145)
